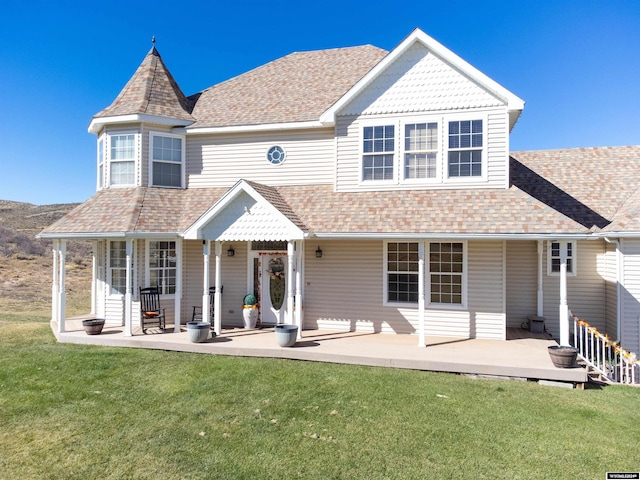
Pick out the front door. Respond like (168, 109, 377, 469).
(260, 254, 287, 325)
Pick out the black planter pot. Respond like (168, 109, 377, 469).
(82, 319, 105, 335)
(548, 346, 578, 368)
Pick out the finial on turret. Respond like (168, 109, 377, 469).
(152, 35, 156, 46)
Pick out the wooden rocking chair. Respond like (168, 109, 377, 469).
(191, 286, 223, 323)
(139, 286, 166, 333)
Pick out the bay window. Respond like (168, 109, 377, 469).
(97, 137, 104, 189)
(110, 134, 136, 185)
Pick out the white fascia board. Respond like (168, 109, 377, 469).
(320, 27, 525, 124)
(88, 114, 193, 134)
(310, 232, 596, 241)
(180, 120, 330, 136)
(597, 231, 640, 239)
(183, 180, 305, 240)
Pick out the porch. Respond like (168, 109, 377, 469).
(51, 317, 587, 385)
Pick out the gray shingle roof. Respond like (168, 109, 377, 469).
(93, 47, 194, 122)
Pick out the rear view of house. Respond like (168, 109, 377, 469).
(40, 28, 640, 366)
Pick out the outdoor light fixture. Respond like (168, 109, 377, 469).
(315, 246, 323, 258)
(227, 246, 235, 257)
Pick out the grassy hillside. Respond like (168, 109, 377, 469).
(0, 200, 91, 316)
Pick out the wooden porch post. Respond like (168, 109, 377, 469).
(124, 239, 133, 337)
(418, 242, 426, 347)
(537, 240, 544, 317)
(173, 239, 182, 333)
(202, 240, 210, 325)
(287, 241, 295, 325)
(295, 241, 303, 339)
(214, 241, 222, 335)
(51, 240, 59, 326)
(559, 241, 569, 346)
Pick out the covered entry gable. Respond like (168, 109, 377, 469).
(183, 180, 307, 241)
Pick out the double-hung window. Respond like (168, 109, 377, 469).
(548, 241, 575, 275)
(363, 125, 395, 181)
(110, 134, 136, 185)
(386, 242, 419, 303)
(448, 120, 483, 178)
(148, 241, 176, 294)
(404, 123, 438, 180)
(150, 133, 183, 187)
(429, 242, 464, 305)
(109, 240, 127, 295)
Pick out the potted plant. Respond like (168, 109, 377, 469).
(242, 294, 259, 329)
(548, 345, 578, 368)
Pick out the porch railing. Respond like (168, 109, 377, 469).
(570, 311, 640, 385)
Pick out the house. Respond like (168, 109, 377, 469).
(40, 28, 640, 359)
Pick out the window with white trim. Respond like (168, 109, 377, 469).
(429, 242, 464, 305)
(150, 133, 183, 187)
(404, 122, 437, 179)
(109, 240, 127, 295)
(109, 133, 136, 185)
(387, 242, 419, 303)
(148, 241, 176, 294)
(97, 137, 104, 189)
(548, 241, 575, 275)
(363, 125, 395, 181)
(447, 120, 483, 177)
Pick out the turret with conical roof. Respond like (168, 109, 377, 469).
(89, 46, 194, 133)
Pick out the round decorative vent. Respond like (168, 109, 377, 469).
(267, 146, 286, 165)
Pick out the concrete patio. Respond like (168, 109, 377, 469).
(52, 317, 588, 386)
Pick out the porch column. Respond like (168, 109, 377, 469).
(418, 242, 426, 347)
(559, 241, 569, 346)
(295, 241, 302, 339)
(51, 240, 59, 325)
(537, 240, 544, 317)
(287, 241, 295, 325)
(91, 241, 97, 315)
(202, 241, 211, 325)
(214, 241, 222, 335)
(173, 239, 182, 333)
(124, 239, 133, 337)
(57, 240, 66, 334)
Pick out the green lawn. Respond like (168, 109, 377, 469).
(1, 314, 639, 479)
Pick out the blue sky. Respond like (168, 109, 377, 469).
(1, 0, 639, 205)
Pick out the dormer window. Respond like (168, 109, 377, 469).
(362, 125, 395, 181)
(109, 133, 137, 185)
(150, 132, 184, 188)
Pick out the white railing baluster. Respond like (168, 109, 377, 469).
(568, 311, 639, 385)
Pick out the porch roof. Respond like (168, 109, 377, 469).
(40, 145, 640, 240)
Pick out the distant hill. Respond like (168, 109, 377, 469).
(0, 200, 88, 259)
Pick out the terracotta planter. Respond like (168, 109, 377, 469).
(82, 319, 105, 335)
(548, 346, 578, 368)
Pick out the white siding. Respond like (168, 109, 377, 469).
(542, 240, 606, 340)
(186, 129, 335, 188)
(604, 241, 618, 340)
(335, 108, 509, 192)
(182, 240, 248, 328)
(468, 241, 506, 340)
(620, 239, 640, 354)
(505, 241, 538, 329)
